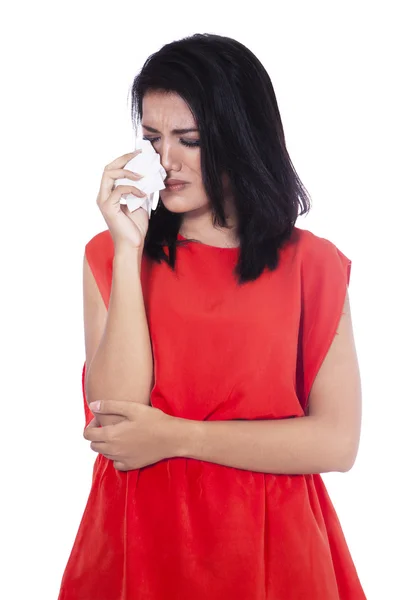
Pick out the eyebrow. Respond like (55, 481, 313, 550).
(142, 124, 199, 135)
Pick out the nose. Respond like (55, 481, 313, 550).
(156, 140, 182, 173)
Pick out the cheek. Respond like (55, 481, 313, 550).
(191, 153, 203, 184)
(185, 151, 201, 176)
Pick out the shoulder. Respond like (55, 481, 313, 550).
(293, 227, 352, 292)
(85, 229, 113, 256)
(84, 230, 115, 281)
(294, 227, 350, 271)
(294, 226, 337, 254)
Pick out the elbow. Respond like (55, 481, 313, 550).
(337, 437, 360, 473)
(84, 368, 97, 405)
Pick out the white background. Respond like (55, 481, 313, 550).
(1, 1, 399, 598)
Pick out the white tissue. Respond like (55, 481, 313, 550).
(116, 138, 167, 218)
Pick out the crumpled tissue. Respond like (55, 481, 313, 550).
(116, 138, 167, 218)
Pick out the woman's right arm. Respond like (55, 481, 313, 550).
(83, 243, 154, 427)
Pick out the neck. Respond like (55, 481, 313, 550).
(180, 199, 239, 247)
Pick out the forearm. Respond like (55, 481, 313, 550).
(172, 415, 351, 474)
(85, 244, 153, 420)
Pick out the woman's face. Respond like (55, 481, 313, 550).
(141, 91, 217, 218)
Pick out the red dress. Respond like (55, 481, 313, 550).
(58, 226, 366, 599)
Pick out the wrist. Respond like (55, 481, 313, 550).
(114, 243, 143, 268)
(115, 241, 143, 255)
(168, 416, 204, 459)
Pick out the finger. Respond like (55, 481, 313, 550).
(90, 447, 115, 461)
(102, 454, 115, 461)
(106, 168, 144, 181)
(89, 400, 137, 418)
(90, 441, 110, 454)
(98, 170, 144, 207)
(85, 416, 99, 429)
(97, 152, 144, 204)
(97, 178, 146, 209)
(109, 185, 147, 203)
(83, 424, 110, 442)
(83, 417, 99, 437)
(105, 149, 142, 171)
(113, 460, 128, 471)
(97, 183, 147, 209)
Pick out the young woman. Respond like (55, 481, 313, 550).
(58, 33, 366, 599)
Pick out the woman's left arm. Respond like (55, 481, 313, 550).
(172, 291, 362, 474)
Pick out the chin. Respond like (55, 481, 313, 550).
(160, 190, 209, 214)
(160, 198, 188, 213)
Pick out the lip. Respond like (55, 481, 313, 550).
(165, 179, 189, 185)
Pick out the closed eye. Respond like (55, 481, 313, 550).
(143, 136, 200, 148)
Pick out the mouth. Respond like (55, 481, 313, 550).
(164, 182, 189, 192)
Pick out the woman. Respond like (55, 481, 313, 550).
(58, 33, 366, 599)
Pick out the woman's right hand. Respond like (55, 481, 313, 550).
(96, 150, 149, 250)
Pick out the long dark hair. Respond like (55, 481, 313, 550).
(129, 33, 311, 284)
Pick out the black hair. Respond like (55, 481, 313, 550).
(128, 33, 311, 284)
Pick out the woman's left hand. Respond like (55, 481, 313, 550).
(83, 400, 177, 471)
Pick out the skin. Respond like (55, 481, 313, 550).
(141, 90, 239, 247)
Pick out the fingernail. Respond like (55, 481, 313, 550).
(89, 401, 100, 412)
(133, 172, 144, 179)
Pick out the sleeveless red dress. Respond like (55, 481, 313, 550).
(58, 226, 366, 599)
